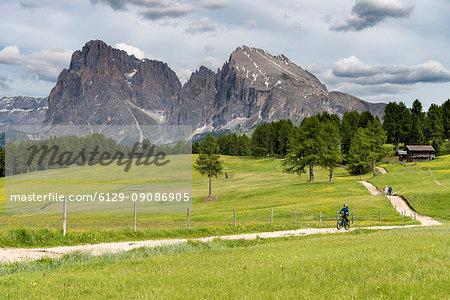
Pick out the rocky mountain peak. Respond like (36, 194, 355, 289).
(37, 40, 385, 134)
(46, 40, 181, 126)
(227, 45, 328, 94)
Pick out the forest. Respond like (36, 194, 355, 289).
(1, 98, 449, 178)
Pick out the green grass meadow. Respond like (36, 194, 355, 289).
(0, 226, 448, 299)
(0, 155, 418, 247)
(371, 155, 450, 221)
(0, 154, 449, 299)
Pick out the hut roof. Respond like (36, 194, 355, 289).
(405, 145, 435, 152)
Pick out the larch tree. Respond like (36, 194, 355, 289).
(283, 115, 321, 182)
(319, 120, 341, 183)
(366, 118, 387, 176)
(347, 118, 386, 177)
(194, 133, 223, 199)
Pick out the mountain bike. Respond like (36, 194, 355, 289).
(337, 213, 350, 230)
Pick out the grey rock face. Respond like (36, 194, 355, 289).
(0, 96, 48, 130)
(38, 41, 385, 134)
(169, 45, 385, 134)
(45, 40, 181, 126)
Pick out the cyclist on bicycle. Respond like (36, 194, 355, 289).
(339, 203, 350, 224)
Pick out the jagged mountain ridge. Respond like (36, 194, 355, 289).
(168, 45, 385, 134)
(8, 40, 385, 135)
(45, 40, 181, 127)
(0, 96, 48, 130)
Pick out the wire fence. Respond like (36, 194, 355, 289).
(53, 205, 417, 234)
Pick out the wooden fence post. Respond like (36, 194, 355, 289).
(187, 207, 190, 228)
(319, 211, 322, 224)
(62, 197, 67, 237)
(378, 211, 381, 224)
(294, 209, 297, 225)
(134, 202, 137, 233)
(351, 211, 354, 224)
(401, 211, 404, 223)
(336, 211, 339, 222)
(130, 189, 142, 233)
(234, 208, 236, 228)
(270, 208, 273, 226)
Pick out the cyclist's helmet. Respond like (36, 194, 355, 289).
(343, 203, 347, 208)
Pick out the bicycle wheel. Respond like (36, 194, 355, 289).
(337, 219, 342, 230)
(344, 220, 350, 230)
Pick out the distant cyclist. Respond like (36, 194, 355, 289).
(339, 203, 350, 224)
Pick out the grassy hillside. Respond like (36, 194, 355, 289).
(0, 156, 412, 247)
(370, 154, 450, 221)
(1, 226, 448, 299)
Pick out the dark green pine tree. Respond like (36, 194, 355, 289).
(442, 99, 450, 140)
(408, 117, 425, 145)
(283, 115, 321, 182)
(397, 102, 412, 148)
(238, 134, 251, 156)
(366, 118, 387, 176)
(411, 99, 426, 128)
(424, 104, 444, 141)
(358, 111, 374, 128)
(383, 102, 401, 149)
(194, 133, 223, 199)
(318, 120, 341, 183)
(0, 148, 4, 177)
(431, 137, 441, 156)
(192, 140, 200, 154)
(346, 128, 372, 176)
(340, 111, 360, 155)
(251, 123, 271, 157)
(347, 118, 386, 176)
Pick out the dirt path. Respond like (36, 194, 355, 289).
(359, 173, 442, 227)
(0, 225, 422, 264)
(376, 166, 388, 174)
(0, 166, 440, 264)
(386, 195, 442, 226)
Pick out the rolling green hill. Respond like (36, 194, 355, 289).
(1, 226, 448, 299)
(370, 155, 450, 221)
(0, 155, 413, 247)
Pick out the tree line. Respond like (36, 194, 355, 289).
(383, 99, 450, 154)
(194, 98, 449, 181)
(194, 111, 387, 180)
(1, 133, 191, 176)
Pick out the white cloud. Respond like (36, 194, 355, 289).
(330, 0, 414, 32)
(318, 56, 450, 99)
(244, 19, 257, 29)
(204, 44, 215, 52)
(140, 2, 195, 20)
(201, 56, 222, 70)
(177, 68, 193, 84)
(331, 56, 450, 85)
(114, 42, 151, 59)
(91, 0, 195, 19)
(0, 73, 10, 90)
(200, 0, 229, 9)
(185, 17, 217, 35)
(20, 1, 41, 11)
(0, 46, 23, 64)
(0, 46, 72, 82)
(333, 56, 382, 78)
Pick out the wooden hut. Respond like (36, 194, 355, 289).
(405, 145, 436, 162)
(395, 150, 407, 162)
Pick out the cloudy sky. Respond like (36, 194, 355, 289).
(0, 0, 449, 108)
